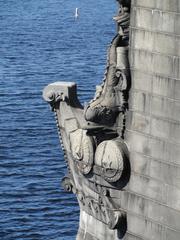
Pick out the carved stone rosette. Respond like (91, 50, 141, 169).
(43, 1, 131, 239)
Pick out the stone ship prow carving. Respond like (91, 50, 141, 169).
(43, 1, 131, 239)
(43, 0, 180, 239)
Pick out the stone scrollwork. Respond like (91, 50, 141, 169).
(76, 188, 127, 235)
(43, 0, 131, 239)
(61, 175, 75, 193)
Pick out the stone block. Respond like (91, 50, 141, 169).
(165, 142, 180, 165)
(125, 131, 168, 161)
(124, 192, 148, 216)
(149, 160, 180, 188)
(130, 151, 150, 176)
(135, 8, 153, 31)
(151, 117, 180, 144)
(170, 121, 180, 144)
(134, 0, 156, 9)
(125, 131, 150, 156)
(129, 46, 135, 66)
(127, 173, 166, 203)
(166, 229, 180, 240)
(129, 90, 151, 113)
(133, 50, 176, 78)
(175, 14, 180, 35)
(172, 101, 180, 121)
(153, 54, 174, 78)
(154, 33, 177, 56)
(152, 11, 175, 34)
(133, 49, 154, 73)
(127, 112, 150, 134)
(125, 234, 142, 240)
(174, 80, 180, 100)
(173, 56, 180, 79)
(147, 200, 180, 230)
(126, 148, 180, 188)
(147, 136, 166, 160)
(122, 191, 180, 230)
(151, 96, 172, 119)
(151, 118, 171, 139)
(131, 29, 180, 56)
(134, 0, 180, 12)
(130, 7, 136, 28)
(131, 29, 154, 52)
(152, 75, 174, 99)
(167, 186, 180, 210)
(127, 214, 164, 240)
(149, 137, 180, 164)
(151, 97, 180, 126)
(156, 0, 180, 12)
(131, 70, 152, 92)
(133, 7, 177, 34)
(132, 28, 179, 57)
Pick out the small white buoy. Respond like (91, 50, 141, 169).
(75, 8, 79, 19)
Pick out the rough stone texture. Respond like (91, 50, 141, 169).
(43, 0, 180, 239)
(124, 0, 180, 239)
(43, 1, 131, 238)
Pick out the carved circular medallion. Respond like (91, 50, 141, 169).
(70, 129, 94, 175)
(95, 139, 128, 182)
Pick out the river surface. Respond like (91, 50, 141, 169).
(0, 0, 116, 239)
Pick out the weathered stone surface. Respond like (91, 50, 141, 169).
(131, 6, 180, 35)
(126, 0, 180, 238)
(43, 0, 180, 239)
(132, 0, 180, 12)
(131, 29, 180, 56)
(43, 1, 132, 239)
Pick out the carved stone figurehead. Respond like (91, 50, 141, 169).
(43, 1, 131, 239)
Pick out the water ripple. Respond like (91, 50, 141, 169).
(0, 0, 116, 239)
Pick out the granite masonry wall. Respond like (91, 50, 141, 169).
(123, 0, 180, 239)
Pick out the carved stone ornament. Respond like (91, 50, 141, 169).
(43, 1, 131, 239)
(94, 139, 128, 183)
(70, 129, 95, 175)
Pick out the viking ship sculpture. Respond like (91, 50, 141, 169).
(43, 0, 180, 239)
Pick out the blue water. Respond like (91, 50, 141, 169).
(0, 0, 116, 239)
